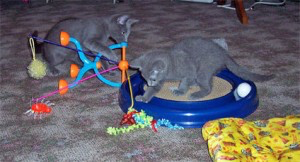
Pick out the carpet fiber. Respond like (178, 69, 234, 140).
(1, 0, 299, 161)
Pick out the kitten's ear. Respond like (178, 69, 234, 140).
(130, 57, 143, 70)
(212, 38, 228, 51)
(117, 15, 130, 25)
(126, 18, 139, 27)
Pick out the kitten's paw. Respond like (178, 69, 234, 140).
(188, 92, 208, 100)
(171, 89, 184, 96)
(188, 94, 200, 100)
(135, 95, 149, 103)
(48, 68, 60, 77)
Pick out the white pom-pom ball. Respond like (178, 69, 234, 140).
(236, 82, 252, 98)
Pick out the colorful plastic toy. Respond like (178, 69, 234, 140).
(24, 99, 54, 119)
(118, 69, 259, 128)
(107, 105, 184, 135)
(28, 31, 129, 117)
(58, 31, 128, 95)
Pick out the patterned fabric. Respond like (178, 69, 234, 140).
(202, 115, 300, 162)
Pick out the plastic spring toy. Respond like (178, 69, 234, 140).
(107, 72, 184, 136)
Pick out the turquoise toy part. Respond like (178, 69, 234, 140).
(68, 37, 127, 88)
(109, 42, 128, 49)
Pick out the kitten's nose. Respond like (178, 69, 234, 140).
(147, 78, 157, 86)
(124, 35, 128, 42)
(150, 78, 156, 84)
(147, 80, 154, 86)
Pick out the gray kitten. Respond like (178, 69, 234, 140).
(130, 36, 274, 103)
(35, 14, 138, 76)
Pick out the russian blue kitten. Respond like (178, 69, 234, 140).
(36, 14, 138, 76)
(130, 36, 274, 103)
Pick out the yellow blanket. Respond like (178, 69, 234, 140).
(202, 115, 300, 162)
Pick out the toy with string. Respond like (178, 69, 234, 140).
(26, 31, 183, 131)
(26, 31, 129, 118)
(57, 31, 128, 95)
(27, 37, 47, 79)
(106, 70, 184, 136)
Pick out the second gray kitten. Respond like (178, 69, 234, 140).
(130, 36, 274, 103)
(35, 14, 138, 76)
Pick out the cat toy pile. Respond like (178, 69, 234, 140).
(26, 31, 183, 134)
(27, 31, 129, 117)
(26, 31, 260, 133)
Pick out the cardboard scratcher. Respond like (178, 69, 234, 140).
(145, 77, 233, 101)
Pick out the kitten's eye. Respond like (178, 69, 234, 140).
(121, 31, 126, 35)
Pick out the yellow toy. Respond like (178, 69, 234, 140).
(27, 37, 47, 79)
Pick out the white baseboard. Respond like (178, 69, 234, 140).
(178, 0, 214, 3)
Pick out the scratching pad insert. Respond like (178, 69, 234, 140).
(144, 77, 233, 101)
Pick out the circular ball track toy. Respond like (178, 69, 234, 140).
(119, 70, 259, 128)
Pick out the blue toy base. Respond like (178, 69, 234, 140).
(118, 69, 259, 128)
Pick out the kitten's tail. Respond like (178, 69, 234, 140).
(28, 30, 43, 53)
(225, 57, 274, 82)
